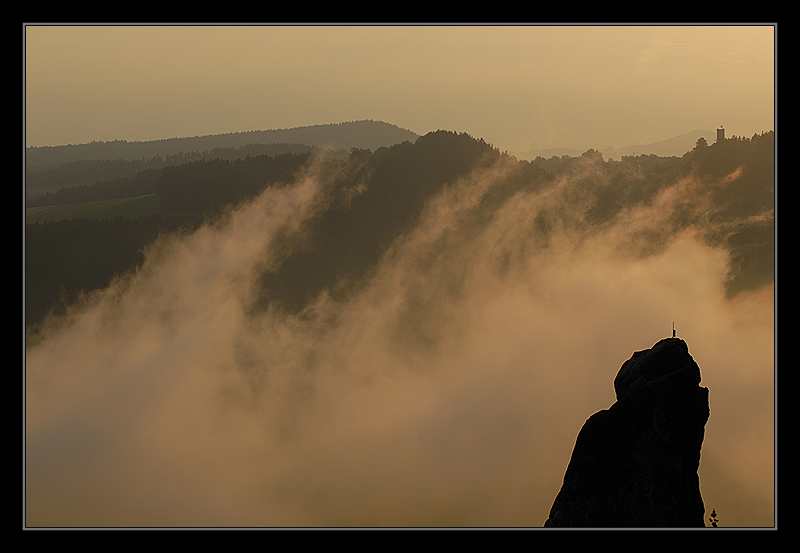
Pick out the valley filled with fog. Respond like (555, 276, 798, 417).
(25, 127, 774, 527)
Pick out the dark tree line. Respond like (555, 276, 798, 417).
(26, 157, 165, 192)
(26, 143, 326, 205)
(254, 131, 541, 312)
(156, 152, 314, 218)
(25, 120, 417, 170)
(25, 130, 775, 336)
(26, 168, 163, 208)
(25, 215, 203, 337)
(529, 131, 775, 296)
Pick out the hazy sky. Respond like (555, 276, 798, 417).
(24, 24, 775, 153)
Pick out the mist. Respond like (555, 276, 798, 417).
(24, 153, 774, 527)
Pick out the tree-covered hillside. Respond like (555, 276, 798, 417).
(25, 130, 775, 339)
(25, 143, 325, 200)
(25, 120, 418, 173)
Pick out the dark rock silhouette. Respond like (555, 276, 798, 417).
(544, 338, 709, 527)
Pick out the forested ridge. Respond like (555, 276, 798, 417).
(25, 143, 329, 200)
(25, 119, 418, 174)
(25, 129, 775, 340)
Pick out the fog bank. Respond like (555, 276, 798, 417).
(25, 157, 774, 527)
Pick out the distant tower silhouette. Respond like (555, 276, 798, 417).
(672, 322, 676, 338)
(717, 126, 725, 143)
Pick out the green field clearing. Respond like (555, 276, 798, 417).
(25, 194, 167, 224)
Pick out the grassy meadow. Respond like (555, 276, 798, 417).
(25, 194, 165, 224)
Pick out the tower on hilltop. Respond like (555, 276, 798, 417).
(717, 126, 725, 143)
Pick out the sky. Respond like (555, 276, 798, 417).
(24, 24, 775, 154)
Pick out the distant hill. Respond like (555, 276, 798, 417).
(600, 129, 716, 159)
(25, 120, 420, 171)
(25, 130, 774, 334)
(513, 129, 716, 161)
